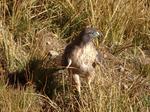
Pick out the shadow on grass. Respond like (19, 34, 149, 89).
(6, 58, 84, 111)
(7, 58, 67, 99)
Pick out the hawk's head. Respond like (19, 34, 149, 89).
(80, 27, 102, 44)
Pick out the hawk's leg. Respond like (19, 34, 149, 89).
(73, 74, 81, 95)
(86, 73, 95, 92)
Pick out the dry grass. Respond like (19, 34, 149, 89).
(0, 0, 150, 111)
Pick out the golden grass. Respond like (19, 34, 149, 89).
(0, 0, 150, 111)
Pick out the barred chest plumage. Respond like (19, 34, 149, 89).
(70, 42, 97, 74)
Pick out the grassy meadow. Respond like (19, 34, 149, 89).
(0, 0, 150, 111)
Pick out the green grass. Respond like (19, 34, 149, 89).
(0, 0, 150, 111)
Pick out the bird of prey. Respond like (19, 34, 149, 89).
(62, 27, 102, 95)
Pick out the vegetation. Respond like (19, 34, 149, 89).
(0, 0, 150, 111)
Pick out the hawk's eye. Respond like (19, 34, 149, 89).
(91, 32, 94, 34)
(88, 31, 95, 35)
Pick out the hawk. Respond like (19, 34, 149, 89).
(62, 27, 102, 95)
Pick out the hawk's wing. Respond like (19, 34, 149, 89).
(61, 43, 74, 67)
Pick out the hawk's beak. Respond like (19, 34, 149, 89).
(95, 31, 100, 36)
(94, 31, 103, 38)
(92, 31, 100, 38)
(96, 31, 103, 38)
